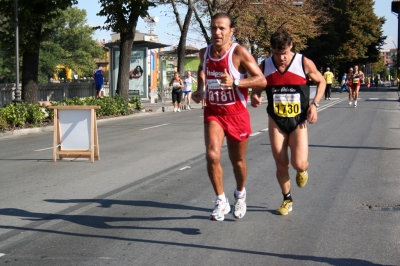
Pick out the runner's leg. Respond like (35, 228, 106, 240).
(205, 121, 226, 195)
(354, 86, 360, 101)
(227, 138, 248, 192)
(269, 118, 290, 194)
(288, 122, 309, 173)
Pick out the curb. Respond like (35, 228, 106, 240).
(0, 126, 54, 139)
(0, 104, 184, 139)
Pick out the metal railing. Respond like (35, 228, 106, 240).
(0, 82, 110, 107)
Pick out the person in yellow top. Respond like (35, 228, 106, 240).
(323, 67, 334, 100)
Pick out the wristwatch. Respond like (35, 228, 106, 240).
(234, 78, 240, 87)
(311, 101, 319, 108)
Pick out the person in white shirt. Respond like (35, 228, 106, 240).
(182, 71, 196, 110)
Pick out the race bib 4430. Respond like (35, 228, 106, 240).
(273, 93, 301, 117)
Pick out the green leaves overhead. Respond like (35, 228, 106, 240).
(39, 7, 104, 81)
(303, 0, 385, 69)
(97, 0, 156, 33)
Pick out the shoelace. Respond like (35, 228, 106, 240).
(213, 200, 225, 211)
(234, 198, 245, 211)
(281, 200, 291, 208)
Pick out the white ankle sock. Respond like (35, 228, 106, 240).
(217, 193, 226, 202)
(235, 188, 246, 198)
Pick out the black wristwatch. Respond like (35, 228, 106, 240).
(311, 101, 319, 108)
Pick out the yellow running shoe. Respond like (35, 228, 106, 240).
(276, 200, 293, 215)
(296, 170, 308, 188)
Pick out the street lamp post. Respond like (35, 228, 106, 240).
(391, 1, 400, 77)
(14, 0, 21, 102)
(144, 16, 159, 34)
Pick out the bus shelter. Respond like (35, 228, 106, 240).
(106, 40, 169, 99)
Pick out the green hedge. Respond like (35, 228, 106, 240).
(0, 95, 142, 132)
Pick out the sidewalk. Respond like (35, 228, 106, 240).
(0, 97, 203, 139)
(141, 97, 203, 113)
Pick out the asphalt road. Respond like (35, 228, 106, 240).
(0, 89, 399, 266)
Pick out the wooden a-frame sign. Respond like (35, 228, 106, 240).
(49, 106, 100, 162)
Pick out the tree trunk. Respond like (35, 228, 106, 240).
(22, 51, 39, 104)
(116, 14, 139, 101)
(177, 3, 193, 76)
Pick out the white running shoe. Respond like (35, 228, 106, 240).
(177, 108, 181, 112)
(173, 108, 177, 112)
(187, 106, 191, 110)
(233, 192, 247, 219)
(349, 101, 352, 105)
(354, 101, 357, 107)
(210, 198, 231, 221)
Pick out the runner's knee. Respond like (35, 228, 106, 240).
(291, 160, 308, 172)
(206, 147, 221, 164)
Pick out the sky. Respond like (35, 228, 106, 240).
(76, 0, 398, 50)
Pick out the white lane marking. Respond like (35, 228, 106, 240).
(261, 128, 269, 132)
(318, 98, 347, 111)
(140, 123, 169, 131)
(382, 110, 400, 113)
(0, 253, 5, 257)
(179, 166, 191, 170)
(367, 98, 398, 101)
(250, 132, 262, 137)
(34, 147, 53, 152)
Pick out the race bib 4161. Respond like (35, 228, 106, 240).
(207, 79, 236, 106)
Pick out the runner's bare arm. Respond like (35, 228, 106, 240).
(220, 45, 266, 90)
(304, 57, 325, 124)
(192, 48, 206, 104)
(304, 57, 325, 104)
(250, 61, 267, 108)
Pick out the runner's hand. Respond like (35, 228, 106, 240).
(219, 69, 233, 87)
(307, 105, 318, 124)
(192, 91, 202, 104)
(251, 93, 262, 107)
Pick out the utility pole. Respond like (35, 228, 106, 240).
(14, 0, 22, 102)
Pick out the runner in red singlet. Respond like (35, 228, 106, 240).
(191, 12, 266, 221)
(350, 65, 364, 107)
(347, 67, 353, 105)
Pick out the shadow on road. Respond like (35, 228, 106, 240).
(0, 222, 388, 266)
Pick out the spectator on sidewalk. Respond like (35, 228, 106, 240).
(169, 72, 184, 112)
(339, 72, 349, 93)
(323, 67, 334, 100)
(93, 65, 104, 98)
(374, 76, 379, 88)
(182, 71, 196, 110)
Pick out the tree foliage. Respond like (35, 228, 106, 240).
(174, 0, 329, 60)
(302, 0, 385, 73)
(0, 49, 15, 81)
(168, 0, 195, 76)
(0, 0, 78, 103)
(97, 0, 156, 100)
(229, 0, 329, 60)
(39, 7, 104, 83)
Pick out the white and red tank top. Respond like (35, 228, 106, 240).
(203, 43, 247, 114)
(352, 72, 361, 84)
(263, 53, 310, 118)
